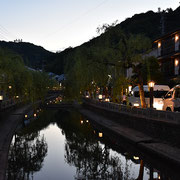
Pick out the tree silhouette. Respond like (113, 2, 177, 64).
(57, 111, 135, 180)
(7, 133, 48, 180)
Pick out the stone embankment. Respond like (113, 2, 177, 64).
(0, 95, 58, 180)
(80, 98, 180, 167)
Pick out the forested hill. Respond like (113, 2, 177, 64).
(1, 6, 180, 75)
(117, 7, 180, 40)
(0, 41, 54, 69)
(79, 6, 180, 47)
(46, 6, 180, 75)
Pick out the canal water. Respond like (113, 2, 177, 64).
(6, 109, 179, 180)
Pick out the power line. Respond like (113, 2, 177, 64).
(0, 24, 18, 41)
(43, 0, 109, 39)
(0, 33, 8, 41)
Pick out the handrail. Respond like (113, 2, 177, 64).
(83, 98, 180, 124)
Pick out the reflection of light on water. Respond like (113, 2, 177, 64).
(35, 124, 76, 180)
(98, 141, 149, 180)
(133, 156, 139, 160)
(8, 110, 173, 180)
(37, 124, 149, 180)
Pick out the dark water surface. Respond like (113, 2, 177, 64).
(6, 109, 180, 180)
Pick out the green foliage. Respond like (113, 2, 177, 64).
(64, 46, 110, 99)
(0, 48, 57, 104)
(64, 30, 162, 102)
(112, 76, 129, 103)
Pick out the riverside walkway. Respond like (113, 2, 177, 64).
(0, 95, 58, 180)
(0, 105, 32, 180)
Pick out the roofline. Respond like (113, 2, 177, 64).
(154, 29, 180, 43)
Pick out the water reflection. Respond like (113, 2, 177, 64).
(6, 110, 180, 180)
(7, 133, 47, 180)
(57, 112, 139, 180)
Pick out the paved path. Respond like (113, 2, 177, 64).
(0, 105, 31, 180)
(79, 108, 180, 167)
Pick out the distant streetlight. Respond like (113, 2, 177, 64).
(105, 98, 110, 102)
(0, 95, 3, 101)
(0, 95, 3, 110)
(8, 85, 12, 89)
(98, 94, 102, 101)
(175, 34, 179, 42)
(128, 85, 132, 93)
(133, 156, 140, 160)
(148, 81, 155, 108)
(98, 132, 103, 138)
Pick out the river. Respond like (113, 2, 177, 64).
(6, 109, 179, 180)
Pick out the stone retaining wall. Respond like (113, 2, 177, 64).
(83, 98, 180, 147)
(84, 98, 180, 123)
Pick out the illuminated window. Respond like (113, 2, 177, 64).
(175, 34, 179, 42)
(158, 42, 161, 48)
(175, 59, 179, 67)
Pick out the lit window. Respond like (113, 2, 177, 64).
(158, 42, 161, 48)
(175, 59, 179, 67)
(175, 34, 179, 42)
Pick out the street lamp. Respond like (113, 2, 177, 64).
(0, 95, 3, 101)
(0, 95, 3, 110)
(99, 132, 103, 138)
(98, 94, 102, 101)
(128, 85, 132, 93)
(148, 81, 155, 108)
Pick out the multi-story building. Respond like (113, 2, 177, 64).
(154, 29, 180, 81)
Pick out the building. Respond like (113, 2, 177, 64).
(154, 29, 180, 81)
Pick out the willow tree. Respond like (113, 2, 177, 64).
(64, 46, 109, 100)
(0, 48, 57, 105)
(102, 30, 161, 108)
(113, 33, 161, 108)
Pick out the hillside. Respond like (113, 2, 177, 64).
(47, 6, 180, 75)
(0, 41, 54, 69)
(1, 6, 180, 75)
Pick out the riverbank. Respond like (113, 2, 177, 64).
(77, 102, 180, 168)
(0, 95, 58, 180)
(0, 104, 33, 180)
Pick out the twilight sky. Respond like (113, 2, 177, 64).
(0, 0, 179, 52)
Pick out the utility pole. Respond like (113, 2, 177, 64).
(158, 7, 166, 35)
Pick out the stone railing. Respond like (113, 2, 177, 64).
(0, 99, 17, 110)
(83, 98, 180, 124)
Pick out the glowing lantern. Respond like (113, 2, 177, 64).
(175, 34, 179, 42)
(158, 42, 161, 48)
(0, 95, 3, 101)
(175, 59, 179, 67)
(148, 81, 155, 88)
(99, 94, 102, 100)
(99, 132, 103, 138)
(128, 85, 132, 92)
(133, 156, 139, 160)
